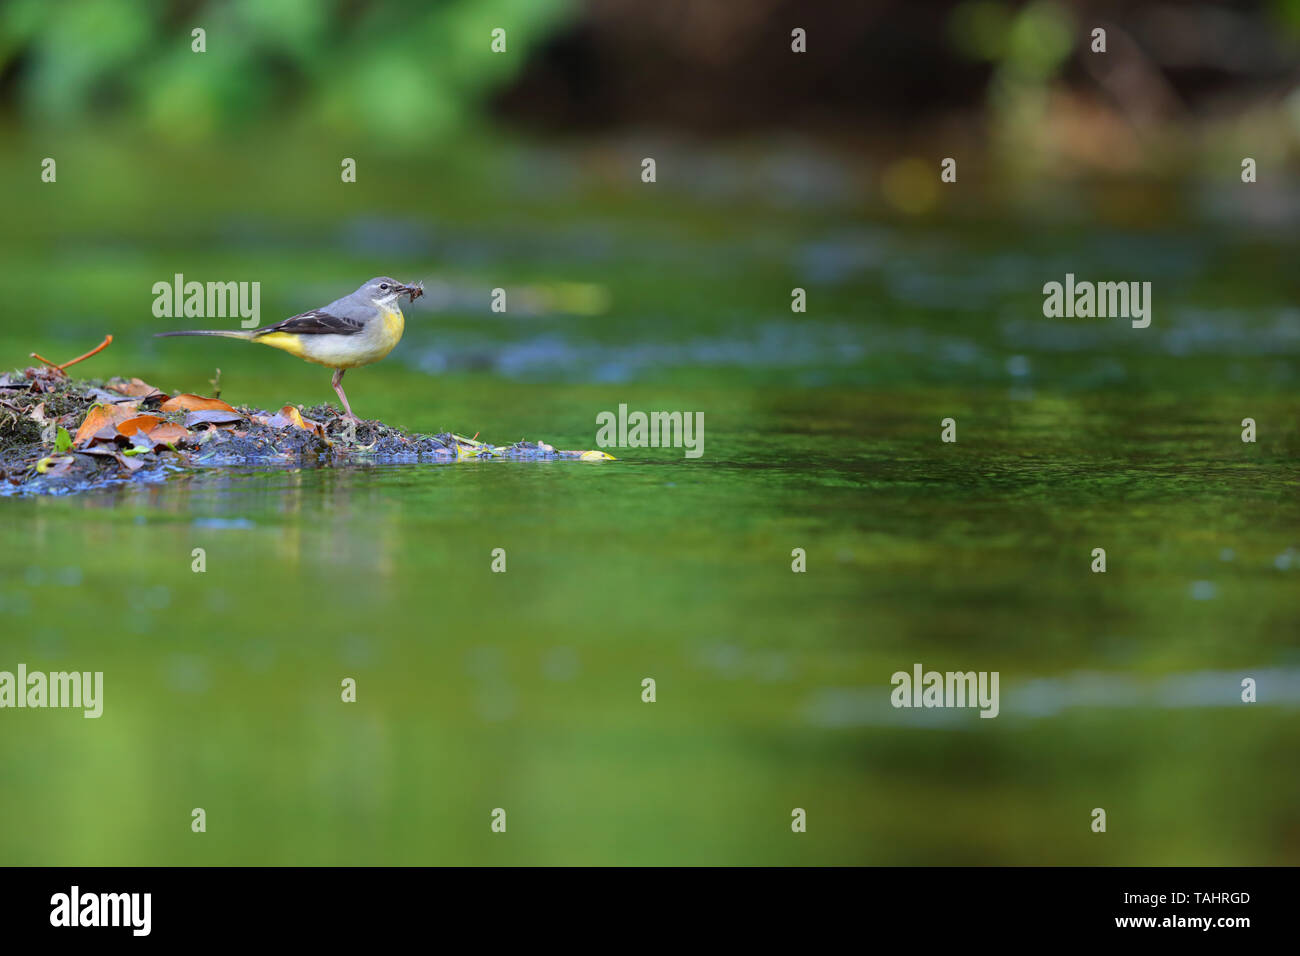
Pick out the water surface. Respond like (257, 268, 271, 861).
(1, 142, 1297, 863)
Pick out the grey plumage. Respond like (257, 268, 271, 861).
(154, 276, 422, 422)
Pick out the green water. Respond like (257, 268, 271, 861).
(1, 136, 1298, 864)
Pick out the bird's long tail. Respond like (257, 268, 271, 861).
(155, 330, 256, 340)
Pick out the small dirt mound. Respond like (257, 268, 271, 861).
(0, 368, 614, 496)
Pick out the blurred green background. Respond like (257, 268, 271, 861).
(0, 1, 1298, 864)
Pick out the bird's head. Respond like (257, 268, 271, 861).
(359, 277, 423, 308)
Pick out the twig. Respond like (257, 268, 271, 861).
(57, 334, 113, 370)
(29, 334, 114, 376)
(29, 352, 65, 374)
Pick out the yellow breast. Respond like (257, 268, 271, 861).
(379, 307, 405, 349)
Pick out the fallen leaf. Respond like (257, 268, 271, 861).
(145, 422, 190, 446)
(73, 403, 139, 447)
(266, 405, 326, 437)
(116, 414, 163, 436)
(580, 450, 616, 461)
(85, 388, 143, 405)
(161, 394, 238, 413)
(114, 450, 145, 471)
(280, 405, 307, 429)
(107, 377, 165, 399)
(183, 409, 243, 427)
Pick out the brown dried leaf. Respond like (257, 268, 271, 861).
(107, 377, 165, 399)
(146, 422, 191, 447)
(273, 405, 325, 437)
(114, 450, 145, 471)
(77, 445, 119, 464)
(161, 393, 238, 413)
(73, 403, 139, 447)
(116, 414, 163, 437)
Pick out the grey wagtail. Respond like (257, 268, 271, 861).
(157, 277, 423, 421)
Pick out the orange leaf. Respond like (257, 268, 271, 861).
(73, 403, 139, 447)
(278, 405, 306, 428)
(161, 393, 238, 413)
(276, 405, 325, 437)
(116, 414, 163, 437)
(145, 422, 191, 446)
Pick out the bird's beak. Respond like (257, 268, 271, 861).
(395, 282, 423, 303)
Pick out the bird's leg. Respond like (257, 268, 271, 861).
(331, 368, 358, 443)
(331, 368, 358, 421)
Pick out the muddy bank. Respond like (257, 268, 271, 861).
(0, 367, 612, 496)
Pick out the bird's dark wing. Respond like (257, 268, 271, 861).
(253, 309, 366, 337)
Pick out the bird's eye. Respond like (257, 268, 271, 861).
(380, 283, 389, 290)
